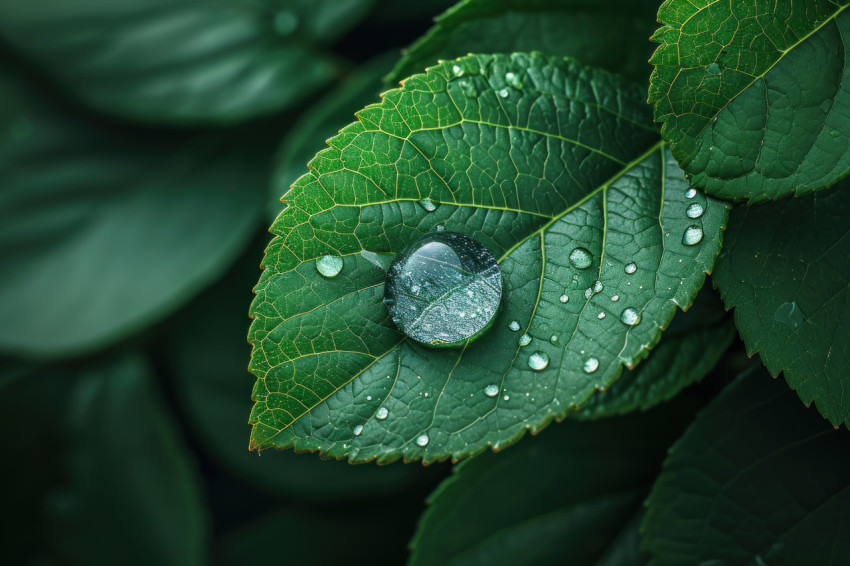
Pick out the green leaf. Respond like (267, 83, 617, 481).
(386, 0, 662, 86)
(249, 53, 729, 463)
(0, 65, 270, 358)
(49, 355, 208, 566)
(271, 53, 398, 219)
(649, 1, 850, 202)
(410, 403, 698, 565)
(713, 186, 850, 428)
(642, 366, 850, 565)
(0, 0, 374, 124)
(574, 288, 735, 419)
(166, 243, 424, 498)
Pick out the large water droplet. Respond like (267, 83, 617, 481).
(685, 188, 697, 199)
(528, 352, 549, 371)
(774, 301, 804, 328)
(353, 425, 364, 436)
(620, 307, 640, 326)
(384, 232, 503, 347)
(624, 262, 637, 275)
(419, 198, 437, 212)
(519, 333, 532, 347)
(273, 10, 299, 36)
(559, 294, 569, 303)
(597, 312, 606, 320)
(583, 358, 599, 373)
(416, 434, 429, 447)
(508, 320, 520, 331)
(316, 254, 343, 277)
(484, 384, 499, 397)
(375, 407, 388, 420)
(682, 226, 704, 246)
(686, 203, 704, 219)
(569, 247, 593, 269)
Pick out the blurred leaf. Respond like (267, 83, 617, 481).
(574, 288, 735, 419)
(0, 66, 271, 358)
(0, 0, 374, 125)
(713, 186, 850, 428)
(649, 1, 850, 202)
(166, 243, 425, 499)
(386, 0, 662, 86)
(49, 354, 208, 566)
(409, 402, 699, 565)
(643, 366, 850, 565)
(248, 53, 728, 463)
(270, 52, 398, 219)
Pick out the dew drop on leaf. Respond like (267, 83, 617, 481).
(611, 294, 619, 302)
(508, 320, 520, 332)
(707, 62, 721, 74)
(620, 307, 641, 326)
(559, 294, 569, 303)
(416, 434, 429, 447)
(452, 64, 464, 77)
(597, 312, 606, 320)
(484, 384, 499, 397)
(624, 262, 637, 274)
(583, 357, 600, 373)
(375, 407, 388, 420)
(384, 232, 503, 347)
(418, 198, 437, 212)
(569, 247, 593, 269)
(519, 333, 532, 347)
(353, 425, 363, 436)
(528, 352, 549, 371)
(505, 72, 523, 89)
(498, 88, 509, 98)
(316, 254, 343, 277)
(830, 129, 841, 138)
(685, 188, 697, 199)
(682, 226, 704, 246)
(686, 202, 705, 219)
(774, 301, 805, 329)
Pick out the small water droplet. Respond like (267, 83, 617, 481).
(597, 312, 606, 320)
(484, 384, 499, 397)
(508, 320, 520, 331)
(272, 10, 299, 36)
(528, 352, 549, 371)
(416, 434, 430, 447)
(830, 129, 841, 138)
(559, 294, 569, 303)
(366, 395, 372, 401)
(774, 301, 804, 328)
(550, 334, 558, 343)
(624, 262, 637, 274)
(419, 198, 437, 212)
(424, 392, 430, 398)
(435, 223, 445, 231)
(682, 226, 704, 246)
(707, 62, 721, 74)
(686, 202, 704, 219)
(569, 247, 593, 269)
(519, 333, 532, 347)
(611, 295, 620, 302)
(316, 254, 343, 277)
(505, 72, 523, 89)
(376, 407, 388, 420)
(583, 357, 599, 373)
(620, 307, 641, 326)
(593, 281, 603, 293)
(452, 64, 464, 77)
(353, 425, 363, 436)
(503, 395, 510, 401)
(498, 88, 509, 98)
(685, 188, 697, 199)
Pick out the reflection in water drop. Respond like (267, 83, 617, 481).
(597, 312, 606, 320)
(583, 357, 599, 373)
(620, 307, 641, 326)
(685, 188, 697, 199)
(376, 407, 389, 420)
(384, 232, 503, 347)
(416, 434, 429, 447)
(316, 255, 344, 277)
(682, 226, 704, 246)
(484, 384, 499, 397)
(519, 333, 532, 347)
(774, 301, 805, 329)
(569, 247, 593, 269)
(528, 352, 549, 371)
(686, 203, 704, 219)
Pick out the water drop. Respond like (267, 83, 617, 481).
(685, 188, 697, 199)
(498, 88, 509, 98)
(366, 395, 372, 401)
(353, 425, 364, 436)
(316, 254, 343, 277)
(550, 334, 558, 343)
(519, 333, 532, 347)
(452, 64, 464, 77)
(384, 232, 503, 347)
(624, 262, 637, 274)
(375, 407, 389, 420)
(583, 357, 599, 373)
(484, 384, 499, 397)
(611, 294, 620, 302)
(458, 79, 477, 98)
(424, 392, 430, 398)
(620, 307, 641, 326)
(774, 301, 804, 328)
(508, 320, 520, 331)
(505, 72, 523, 89)
(830, 129, 841, 138)
(569, 247, 593, 269)
(435, 223, 446, 231)
(273, 10, 299, 36)
(416, 434, 429, 447)
(593, 281, 603, 293)
(682, 226, 704, 246)
(597, 312, 606, 320)
(504, 395, 510, 401)
(686, 203, 704, 219)
(528, 352, 549, 371)
(707, 62, 721, 74)
(419, 198, 437, 212)
(559, 294, 569, 303)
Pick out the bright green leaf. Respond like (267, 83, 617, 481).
(574, 288, 735, 419)
(0, 0, 374, 124)
(387, 0, 662, 86)
(649, 0, 850, 202)
(166, 243, 425, 498)
(49, 355, 208, 566)
(0, 65, 270, 358)
(410, 403, 698, 565)
(713, 186, 850, 428)
(643, 366, 850, 565)
(248, 53, 729, 463)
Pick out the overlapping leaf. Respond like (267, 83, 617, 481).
(713, 186, 850, 427)
(643, 366, 850, 565)
(650, 0, 850, 202)
(249, 53, 729, 463)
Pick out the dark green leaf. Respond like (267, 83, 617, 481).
(649, 1, 850, 202)
(387, 0, 662, 86)
(167, 244, 423, 498)
(713, 187, 850, 427)
(574, 288, 735, 418)
(248, 53, 728, 463)
(643, 366, 850, 565)
(49, 355, 208, 566)
(0, 66, 270, 358)
(0, 0, 374, 124)
(410, 403, 698, 565)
